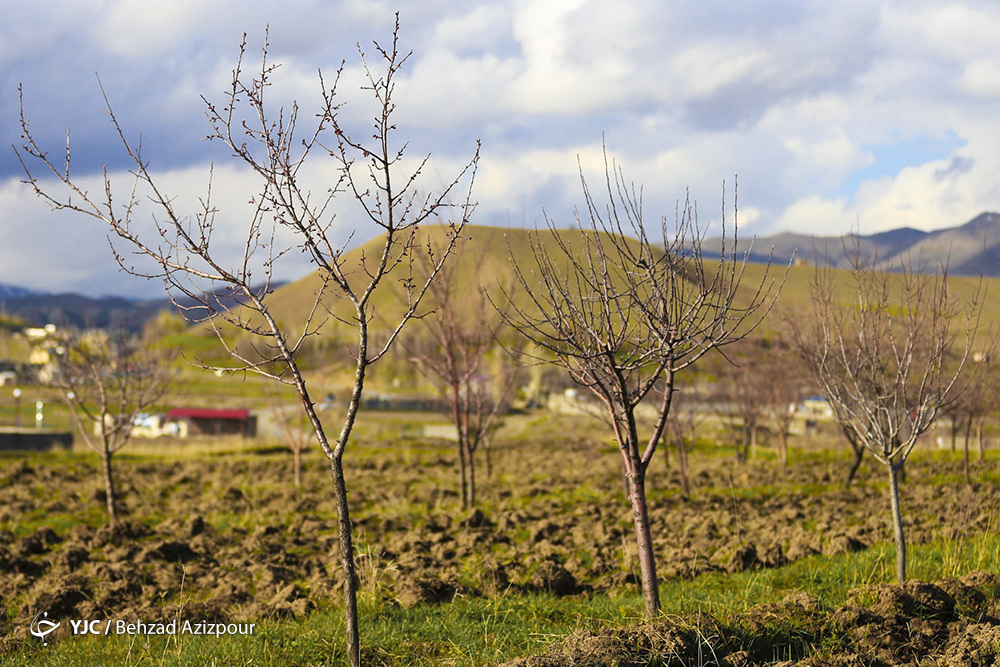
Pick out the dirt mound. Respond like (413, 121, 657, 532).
(502, 621, 694, 667)
(529, 560, 578, 596)
(501, 575, 1000, 667)
(394, 575, 457, 608)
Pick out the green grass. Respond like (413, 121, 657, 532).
(8, 532, 999, 666)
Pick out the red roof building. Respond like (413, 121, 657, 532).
(163, 408, 257, 437)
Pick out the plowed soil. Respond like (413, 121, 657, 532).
(0, 420, 997, 664)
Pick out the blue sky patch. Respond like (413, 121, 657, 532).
(840, 131, 966, 201)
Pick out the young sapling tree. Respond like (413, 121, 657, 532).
(495, 147, 784, 617)
(56, 331, 166, 526)
(405, 244, 521, 508)
(17, 16, 477, 665)
(790, 245, 983, 581)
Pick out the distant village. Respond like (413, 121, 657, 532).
(0, 322, 257, 449)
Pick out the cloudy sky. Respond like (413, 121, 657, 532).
(3, 0, 999, 298)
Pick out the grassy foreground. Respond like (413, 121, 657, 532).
(8, 532, 999, 666)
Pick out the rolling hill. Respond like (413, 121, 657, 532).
(4, 211, 999, 342)
(229, 223, 997, 360)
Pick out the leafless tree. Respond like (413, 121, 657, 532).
(767, 376, 801, 468)
(265, 387, 311, 488)
(943, 353, 996, 483)
(495, 148, 783, 617)
(757, 341, 807, 467)
(56, 331, 165, 526)
(405, 245, 521, 508)
(782, 309, 869, 486)
(717, 343, 772, 462)
(790, 245, 983, 581)
(17, 17, 477, 665)
(664, 382, 708, 497)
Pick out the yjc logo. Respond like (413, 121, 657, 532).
(29, 611, 60, 646)
(69, 619, 103, 634)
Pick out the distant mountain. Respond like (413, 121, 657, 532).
(713, 212, 1000, 276)
(0, 292, 169, 331)
(0, 281, 288, 332)
(0, 283, 41, 300)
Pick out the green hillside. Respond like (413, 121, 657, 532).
(182, 224, 996, 383)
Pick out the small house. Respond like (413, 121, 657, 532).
(162, 408, 257, 438)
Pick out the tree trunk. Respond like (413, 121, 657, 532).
(777, 428, 788, 466)
(626, 461, 660, 617)
(963, 419, 972, 484)
(845, 446, 864, 488)
(323, 348, 366, 667)
(102, 449, 117, 527)
(888, 462, 907, 582)
(452, 385, 468, 509)
(465, 442, 476, 507)
(677, 438, 690, 498)
(293, 447, 302, 488)
(458, 437, 469, 509)
(484, 438, 493, 479)
(328, 456, 359, 665)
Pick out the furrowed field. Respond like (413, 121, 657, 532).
(2, 410, 999, 666)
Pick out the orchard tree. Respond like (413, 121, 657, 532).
(943, 353, 997, 483)
(716, 342, 772, 462)
(791, 246, 983, 581)
(664, 382, 708, 497)
(265, 388, 312, 488)
(405, 245, 521, 508)
(496, 148, 784, 617)
(758, 341, 807, 467)
(56, 331, 166, 526)
(17, 17, 477, 665)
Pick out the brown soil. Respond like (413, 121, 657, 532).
(0, 422, 997, 662)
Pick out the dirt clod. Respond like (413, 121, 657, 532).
(528, 561, 577, 596)
(394, 575, 456, 608)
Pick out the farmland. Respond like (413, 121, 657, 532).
(1, 228, 998, 666)
(1, 410, 998, 665)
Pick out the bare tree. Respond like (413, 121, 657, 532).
(495, 148, 783, 617)
(943, 353, 996, 483)
(405, 244, 521, 508)
(17, 17, 477, 665)
(758, 341, 807, 467)
(790, 246, 983, 581)
(56, 331, 165, 526)
(265, 388, 311, 488)
(717, 343, 772, 462)
(782, 309, 869, 486)
(664, 382, 708, 497)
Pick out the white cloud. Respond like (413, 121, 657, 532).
(784, 129, 872, 172)
(958, 59, 1000, 99)
(770, 196, 854, 237)
(95, 0, 216, 57)
(5, 1, 1000, 296)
